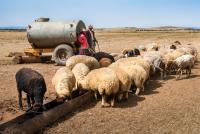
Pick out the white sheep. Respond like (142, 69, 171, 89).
(163, 50, 185, 73)
(79, 68, 119, 107)
(138, 45, 147, 52)
(109, 66, 131, 101)
(52, 67, 76, 101)
(66, 55, 100, 70)
(115, 57, 151, 78)
(146, 42, 160, 51)
(142, 52, 166, 79)
(73, 63, 131, 103)
(110, 62, 148, 96)
(173, 54, 195, 79)
(72, 63, 90, 90)
(176, 46, 198, 62)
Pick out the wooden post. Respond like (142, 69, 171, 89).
(12, 56, 52, 64)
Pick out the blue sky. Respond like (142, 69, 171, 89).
(0, 0, 200, 28)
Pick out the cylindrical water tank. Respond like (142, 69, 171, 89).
(27, 19, 86, 48)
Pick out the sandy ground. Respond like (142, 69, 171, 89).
(0, 31, 200, 133)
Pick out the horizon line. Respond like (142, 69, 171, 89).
(0, 25, 200, 30)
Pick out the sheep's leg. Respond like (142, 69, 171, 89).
(117, 93, 123, 102)
(157, 66, 164, 80)
(111, 94, 115, 107)
(186, 68, 189, 78)
(160, 65, 166, 79)
(176, 68, 181, 79)
(188, 66, 191, 77)
(181, 69, 183, 75)
(135, 88, 140, 96)
(18, 91, 23, 110)
(164, 70, 167, 79)
(160, 70, 164, 80)
(167, 66, 171, 75)
(26, 94, 31, 109)
(69, 92, 72, 100)
(101, 94, 106, 107)
(146, 76, 150, 85)
(31, 96, 35, 106)
(124, 91, 129, 101)
(141, 85, 145, 92)
(186, 66, 191, 78)
(94, 91, 98, 100)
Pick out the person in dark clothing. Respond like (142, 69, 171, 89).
(86, 25, 98, 52)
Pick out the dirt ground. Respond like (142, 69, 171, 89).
(0, 31, 200, 134)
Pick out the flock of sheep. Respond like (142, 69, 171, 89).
(15, 41, 198, 111)
(53, 41, 198, 107)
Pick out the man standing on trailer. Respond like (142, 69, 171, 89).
(86, 25, 98, 52)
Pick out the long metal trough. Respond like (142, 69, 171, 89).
(0, 91, 94, 134)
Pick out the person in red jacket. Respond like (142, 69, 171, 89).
(78, 29, 91, 56)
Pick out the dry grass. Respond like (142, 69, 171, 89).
(0, 31, 27, 41)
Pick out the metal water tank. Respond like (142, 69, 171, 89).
(27, 19, 86, 48)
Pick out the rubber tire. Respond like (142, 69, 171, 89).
(52, 44, 74, 66)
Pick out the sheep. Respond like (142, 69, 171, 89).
(176, 46, 198, 62)
(169, 41, 197, 61)
(156, 46, 175, 56)
(73, 63, 131, 102)
(99, 58, 113, 67)
(109, 66, 131, 101)
(15, 68, 46, 111)
(52, 67, 76, 101)
(122, 48, 141, 57)
(187, 46, 198, 62)
(110, 62, 148, 96)
(110, 53, 125, 61)
(66, 55, 100, 70)
(142, 52, 166, 79)
(93, 51, 115, 62)
(146, 43, 160, 51)
(79, 68, 119, 107)
(138, 45, 147, 52)
(114, 56, 151, 83)
(115, 57, 151, 77)
(72, 63, 90, 90)
(173, 54, 195, 79)
(163, 50, 185, 73)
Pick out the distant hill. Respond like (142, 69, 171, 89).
(96, 26, 200, 32)
(0, 26, 26, 30)
(146, 26, 199, 30)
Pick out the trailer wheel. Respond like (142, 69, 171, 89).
(52, 45, 74, 65)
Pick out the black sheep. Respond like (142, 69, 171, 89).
(93, 52, 115, 62)
(15, 68, 46, 111)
